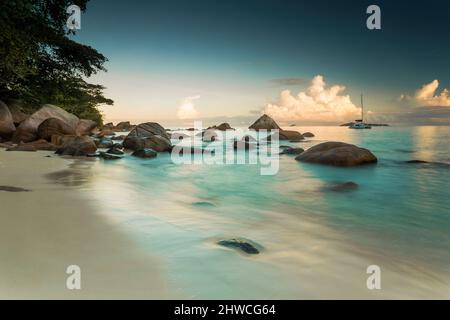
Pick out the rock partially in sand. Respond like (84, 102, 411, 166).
(13, 104, 79, 143)
(217, 238, 260, 255)
(38, 118, 76, 141)
(0, 142, 15, 148)
(6, 144, 37, 152)
(0, 186, 31, 192)
(279, 130, 304, 141)
(325, 181, 359, 192)
(0, 100, 16, 139)
(302, 132, 315, 138)
(55, 136, 97, 156)
(295, 142, 377, 167)
(249, 114, 281, 130)
(75, 119, 97, 136)
(132, 148, 157, 159)
(280, 147, 304, 155)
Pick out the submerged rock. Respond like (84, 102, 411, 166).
(279, 147, 304, 155)
(0, 186, 31, 192)
(99, 152, 122, 160)
(295, 142, 377, 167)
(217, 238, 260, 255)
(132, 148, 157, 159)
(233, 140, 256, 151)
(325, 181, 359, 192)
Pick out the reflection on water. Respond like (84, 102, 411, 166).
(74, 126, 450, 298)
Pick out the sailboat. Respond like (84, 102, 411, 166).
(349, 94, 372, 129)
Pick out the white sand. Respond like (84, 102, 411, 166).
(0, 149, 171, 299)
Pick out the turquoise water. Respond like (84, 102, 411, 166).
(73, 126, 450, 299)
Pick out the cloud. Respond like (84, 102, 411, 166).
(414, 80, 450, 107)
(270, 77, 309, 86)
(177, 95, 200, 119)
(264, 75, 360, 123)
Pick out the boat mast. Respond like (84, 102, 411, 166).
(361, 94, 364, 122)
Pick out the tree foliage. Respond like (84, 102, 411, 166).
(0, 0, 113, 125)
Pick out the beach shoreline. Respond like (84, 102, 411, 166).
(0, 149, 171, 299)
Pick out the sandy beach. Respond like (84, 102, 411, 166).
(0, 149, 171, 299)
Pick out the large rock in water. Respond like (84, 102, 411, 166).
(123, 122, 172, 151)
(0, 100, 16, 139)
(249, 114, 281, 130)
(55, 136, 97, 156)
(13, 105, 79, 143)
(38, 118, 76, 141)
(249, 114, 303, 141)
(295, 142, 377, 167)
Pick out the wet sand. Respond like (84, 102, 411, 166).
(0, 149, 170, 299)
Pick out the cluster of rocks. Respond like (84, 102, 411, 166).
(0, 100, 171, 160)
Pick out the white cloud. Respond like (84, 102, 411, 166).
(415, 80, 450, 107)
(177, 95, 200, 119)
(264, 75, 360, 123)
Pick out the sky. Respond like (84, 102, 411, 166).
(73, 0, 450, 126)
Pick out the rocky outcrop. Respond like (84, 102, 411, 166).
(75, 119, 97, 136)
(13, 105, 79, 143)
(37, 118, 76, 141)
(55, 136, 97, 156)
(124, 135, 172, 152)
(208, 123, 234, 131)
(115, 121, 133, 131)
(249, 114, 281, 130)
(132, 148, 157, 159)
(249, 114, 303, 141)
(123, 122, 172, 152)
(295, 142, 377, 167)
(279, 130, 304, 141)
(0, 100, 16, 139)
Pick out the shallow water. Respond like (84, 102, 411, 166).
(69, 126, 450, 299)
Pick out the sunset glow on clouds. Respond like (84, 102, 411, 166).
(177, 95, 200, 119)
(415, 80, 450, 107)
(264, 75, 361, 123)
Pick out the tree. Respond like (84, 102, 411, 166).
(0, 0, 113, 125)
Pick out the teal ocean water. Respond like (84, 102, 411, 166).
(71, 126, 450, 299)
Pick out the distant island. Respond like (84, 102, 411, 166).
(340, 122, 389, 127)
